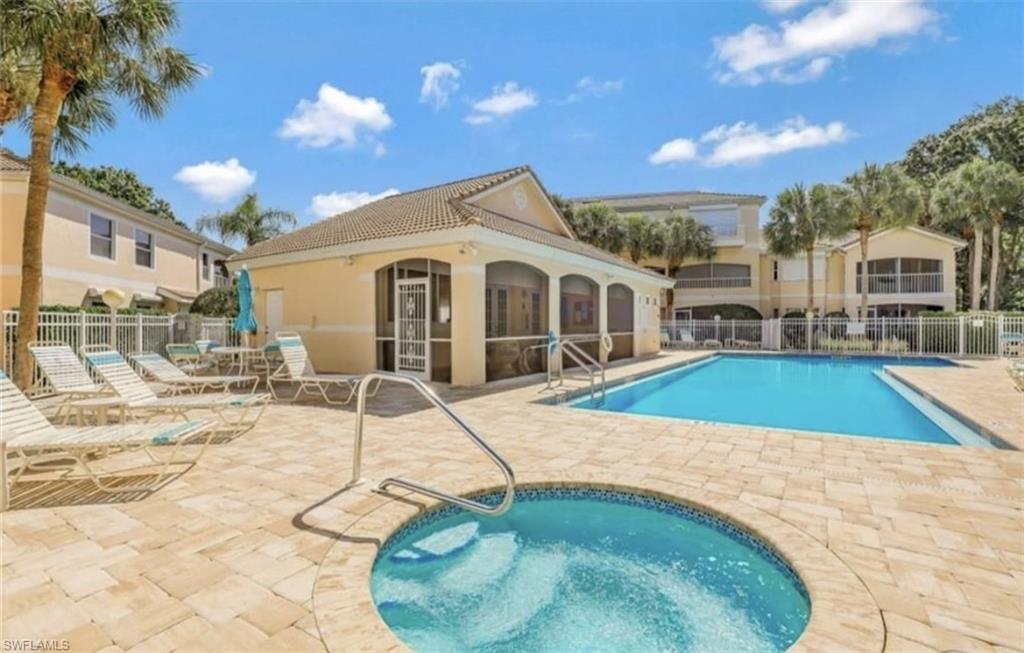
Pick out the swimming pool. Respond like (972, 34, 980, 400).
(572, 354, 984, 446)
(372, 488, 810, 652)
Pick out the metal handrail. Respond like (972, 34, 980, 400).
(559, 339, 606, 401)
(350, 372, 515, 516)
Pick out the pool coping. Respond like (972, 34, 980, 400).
(311, 472, 884, 653)
(551, 352, 1002, 450)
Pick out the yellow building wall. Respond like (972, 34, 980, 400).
(1, 180, 219, 310)
(842, 229, 959, 315)
(245, 240, 665, 386)
(472, 179, 570, 236)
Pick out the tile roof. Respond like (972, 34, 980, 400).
(0, 150, 29, 171)
(573, 190, 767, 209)
(232, 166, 667, 279)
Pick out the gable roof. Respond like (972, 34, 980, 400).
(0, 150, 235, 255)
(839, 225, 967, 250)
(232, 166, 666, 279)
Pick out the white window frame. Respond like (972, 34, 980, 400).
(201, 252, 210, 280)
(88, 213, 117, 262)
(133, 227, 155, 269)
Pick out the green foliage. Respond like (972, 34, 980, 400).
(189, 286, 238, 318)
(566, 202, 627, 253)
(547, 193, 575, 225)
(53, 161, 183, 226)
(765, 183, 848, 257)
(662, 212, 716, 274)
(197, 193, 298, 247)
(623, 214, 664, 263)
(690, 304, 762, 320)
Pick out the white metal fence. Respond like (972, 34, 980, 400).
(661, 314, 1024, 358)
(2, 310, 240, 389)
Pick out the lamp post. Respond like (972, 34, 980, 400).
(101, 289, 127, 349)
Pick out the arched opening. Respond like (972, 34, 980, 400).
(560, 274, 600, 362)
(375, 258, 452, 382)
(485, 261, 549, 382)
(607, 283, 634, 360)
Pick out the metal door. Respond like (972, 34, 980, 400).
(396, 278, 430, 379)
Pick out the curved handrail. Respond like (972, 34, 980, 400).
(350, 372, 515, 516)
(561, 339, 606, 401)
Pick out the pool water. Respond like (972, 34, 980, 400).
(372, 488, 810, 653)
(573, 355, 963, 445)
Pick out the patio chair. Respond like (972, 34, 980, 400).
(130, 352, 259, 394)
(27, 342, 114, 419)
(268, 332, 381, 404)
(0, 370, 213, 511)
(79, 346, 269, 433)
(676, 330, 698, 349)
(165, 343, 216, 374)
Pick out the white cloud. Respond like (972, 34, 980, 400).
(419, 61, 462, 110)
(309, 188, 400, 219)
(648, 138, 699, 165)
(279, 83, 393, 148)
(713, 0, 938, 85)
(761, 0, 811, 13)
(174, 158, 255, 203)
(560, 76, 624, 103)
(466, 82, 537, 125)
(701, 117, 850, 167)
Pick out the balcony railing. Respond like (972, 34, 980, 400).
(675, 276, 752, 289)
(856, 272, 942, 294)
(213, 274, 231, 288)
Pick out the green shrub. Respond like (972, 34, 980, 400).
(190, 287, 238, 317)
(33, 304, 168, 316)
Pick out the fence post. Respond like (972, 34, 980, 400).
(917, 316, 923, 355)
(168, 315, 175, 345)
(997, 314, 1004, 357)
(958, 316, 965, 356)
(135, 314, 143, 353)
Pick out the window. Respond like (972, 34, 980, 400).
(134, 229, 153, 268)
(772, 260, 779, 281)
(690, 206, 739, 236)
(781, 257, 825, 281)
(201, 252, 210, 280)
(90, 215, 115, 259)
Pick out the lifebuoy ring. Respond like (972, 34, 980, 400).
(601, 332, 614, 354)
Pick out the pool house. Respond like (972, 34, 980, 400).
(228, 167, 672, 385)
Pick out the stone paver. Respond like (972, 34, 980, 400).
(2, 351, 1022, 652)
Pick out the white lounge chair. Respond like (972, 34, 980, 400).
(131, 352, 259, 394)
(0, 370, 212, 510)
(28, 342, 120, 420)
(80, 346, 269, 433)
(165, 343, 216, 374)
(268, 332, 380, 404)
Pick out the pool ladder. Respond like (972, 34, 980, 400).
(348, 372, 515, 516)
(546, 338, 607, 404)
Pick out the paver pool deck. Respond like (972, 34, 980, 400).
(1, 351, 1022, 652)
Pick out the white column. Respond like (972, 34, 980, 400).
(598, 282, 609, 364)
(548, 275, 561, 374)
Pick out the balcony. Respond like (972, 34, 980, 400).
(213, 274, 232, 289)
(856, 272, 942, 294)
(675, 277, 752, 289)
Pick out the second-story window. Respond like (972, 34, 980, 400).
(90, 215, 115, 259)
(772, 260, 779, 281)
(135, 229, 154, 268)
(201, 252, 210, 280)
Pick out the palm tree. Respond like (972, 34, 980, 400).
(8, 0, 200, 390)
(764, 183, 847, 313)
(568, 201, 626, 252)
(623, 214, 662, 263)
(660, 213, 716, 309)
(196, 193, 298, 247)
(837, 164, 924, 318)
(931, 159, 1024, 309)
(978, 161, 1024, 309)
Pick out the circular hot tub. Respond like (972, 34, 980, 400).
(370, 487, 810, 652)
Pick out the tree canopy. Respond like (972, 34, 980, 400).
(53, 160, 183, 226)
(196, 192, 298, 247)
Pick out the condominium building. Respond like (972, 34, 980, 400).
(575, 191, 965, 319)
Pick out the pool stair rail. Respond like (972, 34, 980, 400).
(347, 372, 515, 516)
(541, 334, 607, 403)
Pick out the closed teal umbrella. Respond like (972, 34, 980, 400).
(234, 266, 258, 341)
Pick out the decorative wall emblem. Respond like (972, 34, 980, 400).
(512, 185, 528, 211)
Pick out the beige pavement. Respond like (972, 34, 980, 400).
(2, 351, 1022, 652)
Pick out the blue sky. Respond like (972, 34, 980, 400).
(6, 1, 1022, 242)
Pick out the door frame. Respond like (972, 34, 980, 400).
(395, 276, 431, 380)
(264, 289, 284, 340)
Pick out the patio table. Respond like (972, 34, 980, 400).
(210, 346, 266, 376)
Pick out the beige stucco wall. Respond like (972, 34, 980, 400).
(841, 229, 959, 315)
(1, 176, 228, 311)
(245, 239, 665, 386)
(472, 178, 569, 236)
